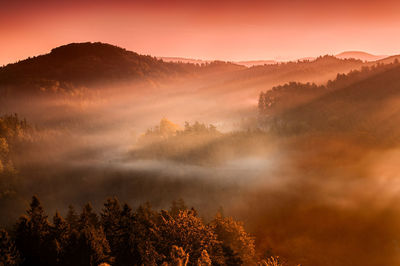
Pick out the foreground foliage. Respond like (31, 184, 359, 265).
(0, 196, 282, 266)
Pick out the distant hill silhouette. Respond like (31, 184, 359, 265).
(158, 56, 212, 65)
(236, 60, 278, 67)
(1, 42, 394, 103)
(375, 54, 400, 65)
(159, 57, 278, 67)
(335, 51, 387, 62)
(0, 42, 244, 94)
(205, 55, 366, 100)
(260, 61, 400, 142)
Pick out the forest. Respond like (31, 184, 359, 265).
(1, 195, 279, 266)
(1, 42, 400, 265)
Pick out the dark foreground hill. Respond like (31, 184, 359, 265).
(0, 42, 244, 94)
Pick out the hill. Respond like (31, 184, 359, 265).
(158, 56, 212, 65)
(335, 51, 387, 61)
(0, 42, 244, 95)
(375, 54, 400, 65)
(201, 55, 366, 101)
(259, 61, 400, 142)
(236, 60, 277, 67)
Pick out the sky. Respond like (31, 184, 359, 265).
(1, 0, 400, 65)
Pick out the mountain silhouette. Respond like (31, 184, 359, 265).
(0, 42, 243, 94)
(335, 51, 387, 61)
(1, 42, 391, 101)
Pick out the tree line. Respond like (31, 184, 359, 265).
(0, 196, 283, 266)
(258, 60, 400, 117)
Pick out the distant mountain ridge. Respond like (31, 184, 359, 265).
(159, 57, 278, 67)
(162, 51, 396, 67)
(157, 57, 212, 65)
(335, 51, 388, 61)
(1, 42, 398, 98)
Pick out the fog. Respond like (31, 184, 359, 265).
(2, 72, 400, 265)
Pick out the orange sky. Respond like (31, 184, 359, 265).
(1, 0, 400, 65)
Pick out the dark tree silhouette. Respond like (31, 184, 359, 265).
(6, 196, 266, 265)
(14, 196, 52, 265)
(0, 228, 20, 265)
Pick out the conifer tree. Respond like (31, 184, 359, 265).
(63, 203, 113, 266)
(65, 205, 79, 230)
(170, 198, 187, 218)
(79, 202, 99, 229)
(48, 211, 69, 264)
(0, 229, 20, 265)
(132, 203, 162, 265)
(114, 203, 136, 266)
(101, 197, 122, 250)
(14, 195, 52, 265)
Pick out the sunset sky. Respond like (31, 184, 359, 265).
(1, 0, 400, 65)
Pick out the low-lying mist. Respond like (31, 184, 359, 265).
(2, 74, 400, 265)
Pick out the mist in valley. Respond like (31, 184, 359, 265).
(1, 43, 400, 265)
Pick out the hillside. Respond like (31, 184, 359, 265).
(335, 51, 387, 61)
(0, 42, 244, 94)
(200, 55, 367, 101)
(260, 61, 400, 141)
(158, 56, 212, 65)
(236, 60, 278, 67)
(375, 54, 400, 65)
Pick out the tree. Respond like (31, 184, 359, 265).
(131, 203, 162, 265)
(114, 203, 136, 266)
(14, 195, 52, 265)
(222, 245, 243, 265)
(61, 202, 113, 266)
(257, 256, 284, 266)
(79, 202, 99, 229)
(101, 197, 122, 248)
(158, 209, 223, 265)
(168, 245, 189, 266)
(48, 211, 69, 264)
(9, 196, 268, 265)
(197, 249, 212, 266)
(170, 198, 188, 218)
(101, 198, 136, 266)
(211, 213, 256, 265)
(65, 205, 79, 230)
(75, 225, 112, 266)
(0, 229, 19, 265)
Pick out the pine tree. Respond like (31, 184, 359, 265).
(0, 229, 20, 265)
(76, 225, 113, 266)
(48, 211, 69, 264)
(114, 203, 136, 266)
(132, 203, 162, 265)
(101, 197, 136, 266)
(14, 195, 52, 265)
(65, 205, 79, 230)
(63, 203, 113, 266)
(170, 198, 187, 218)
(79, 202, 99, 229)
(101, 197, 122, 251)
